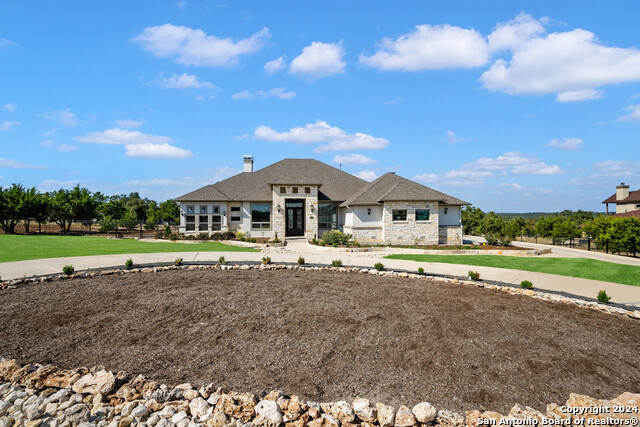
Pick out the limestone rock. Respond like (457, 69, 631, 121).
(330, 401, 355, 424)
(171, 411, 189, 424)
(189, 398, 210, 419)
(11, 364, 39, 383)
(254, 400, 283, 426)
(435, 410, 463, 427)
(65, 404, 90, 425)
(411, 402, 436, 424)
(73, 371, 116, 396)
(23, 367, 59, 390)
(0, 400, 12, 416)
(115, 385, 142, 402)
(160, 406, 177, 419)
(45, 370, 84, 389)
(352, 398, 376, 424)
(216, 392, 256, 423)
(0, 359, 20, 381)
(203, 411, 227, 427)
(393, 406, 415, 427)
(507, 404, 545, 423)
(376, 403, 395, 427)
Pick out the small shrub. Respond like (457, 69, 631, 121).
(99, 215, 116, 232)
(499, 237, 512, 247)
(272, 233, 280, 244)
(418, 267, 424, 274)
(197, 232, 210, 240)
(374, 262, 384, 271)
(125, 258, 134, 269)
(352, 240, 360, 247)
(236, 231, 246, 241)
(62, 265, 74, 275)
(297, 256, 305, 265)
(468, 270, 480, 281)
(185, 234, 196, 240)
(218, 256, 226, 265)
(332, 259, 343, 267)
(221, 231, 235, 240)
(262, 256, 271, 264)
(249, 238, 257, 243)
(154, 232, 163, 240)
(597, 290, 611, 304)
(312, 238, 318, 245)
(322, 230, 352, 246)
(332, 242, 338, 247)
(164, 225, 172, 238)
(484, 235, 500, 246)
(169, 233, 178, 241)
(319, 241, 326, 246)
(175, 257, 183, 266)
(520, 280, 533, 290)
(210, 232, 224, 240)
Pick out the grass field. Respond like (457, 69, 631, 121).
(0, 235, 258, 263)
(385, 254, 640, 287)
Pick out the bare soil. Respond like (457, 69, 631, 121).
(1, 269, 638, 413)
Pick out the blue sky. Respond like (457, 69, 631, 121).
(1, 1, 639, 212)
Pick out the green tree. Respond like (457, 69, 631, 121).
(48, 189, 75, 233)
(101, 198, 126, 236)
(480, 212, 506, 245)
(159, 200, 180, 225)
(0, 184, 26, 234)
(19, 186, 45, 233)
(31, 193, 50, 233)
(461, 206, 485, 235)
(120, 210, 139, 231)
(145, 203, 161, 231)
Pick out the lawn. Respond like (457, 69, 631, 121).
(0, 235, 258, 263)
(385, 254, 640, 287)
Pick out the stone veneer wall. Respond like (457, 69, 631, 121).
(382, 202, 439, 245)
(343, 226, 383, 243)
(438, 226, 463, 245)
(271, 186, 319, 241)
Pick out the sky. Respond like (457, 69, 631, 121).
(1, 1, 639, 212)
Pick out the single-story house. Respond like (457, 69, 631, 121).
(174, 157, 469, 245)
(602, 183, 640, 215)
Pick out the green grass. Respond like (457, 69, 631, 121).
(385, 254, 640, 287)
(0, 235, 258, 263)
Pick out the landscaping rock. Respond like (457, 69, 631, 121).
(254, 400, 283, 426)
(73, 371, 116, 396)
(189, 397, 210, 418)
(65, 403, 90, 425)
(330, 401, 355, 424)
(132, 404, 149, 419)
(376, 403, 395, 427)
(352, 398, 376, 423)
(0, 360, 20, 381)
(45, 370, 84, 389)
(411, 402, 436, 423)
(393, 406, 415, 427)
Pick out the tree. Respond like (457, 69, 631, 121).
(101, 198, 126, 236)
(0, 184, 26, 234)
(461, 206, 485, 235)
(505, 218, 524, 241)
(48, 189, 75, 233)
(133, 201, 149, 238)
(480, 212, 506, 245)
(159, 200, 180, 225)
(48, 186, 101, 233)
(70, 185, 101, 232)
(145, 204, 161, 231)
(551, 219, 580, 245)
(31, 193, 50, 233)
(20, 187, 47, 234)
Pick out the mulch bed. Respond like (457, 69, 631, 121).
(1, 269, 638, 413)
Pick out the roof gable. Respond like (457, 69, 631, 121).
(602, 189, 640, 204)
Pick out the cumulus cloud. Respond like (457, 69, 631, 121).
(58, 144, 79, 152)
(0, 158, 45, 170)
(594, 160, 639, 175)
(231, 88, 295, 100)
(360, 24, 490, 71)
(356, 170, 378, 181)
(487, 12, 546, 52)
(546, 137, 584, 150)
(45, 108, 78, 126)
(265, 56, 286, 74)
(500, 182, 525, 190)
(115, 119, 144, 129)
(132, 24, 270, 67)
(125, 143, 192, 159)
(333, 154, 377, 165)
(556, 89, 603, 102)
(157, 72, 216, 89)
(40, 140, 54, 147)
(253, 120, 389, 153)
(75, 128, 192, 159)
(2, 103, 16, 112)
(289, 42, 346, 79)
(0, 121, 20, 131)
(618, 104, 640, 122)
(445, 130, 464, 143)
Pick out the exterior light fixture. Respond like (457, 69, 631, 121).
(444, 207, 448, 214)
(367, 208, 371, 215)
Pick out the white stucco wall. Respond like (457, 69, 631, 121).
(179, 202, 228, 234)
(616, 203, 640, 214)
(438, 205, 462, 226)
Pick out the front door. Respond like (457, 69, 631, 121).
(285, 200, 305, 237)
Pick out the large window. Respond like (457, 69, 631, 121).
(211, 215, 222, 231)
(251, 203, 271, 229)
(186, 205, 194, 214)
(392, 209, 407, 221)
(416, 209, 430, 221)
(186, 215, 195, 231)
(198, 215, 208, 231)
(230, 206, 241, 222)
(318, 204, 337, 230)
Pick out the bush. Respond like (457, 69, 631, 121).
(520, 280, 533, 290)
(248, 238, 257, 243)
(221, 231, 235, 240)
(418, 267, 424, 274)
(332, 259, 343, 267)
(332, 242, 338, 247)
(499, 237, 512, 247)
(175, 257, 183, 266)
(154, 232, 163, 240)
(169, 233, 178, 241)
(164, 225, 172, 238)
(374, 262, 384, 271)
(197, 232, 210, 240)
(319, 241, 326, 246)
(484, 235, 500, 246)
(468, 270, 480, 281)
(120, 211, 139, 231)
(210, 232, 224, 240)
(322, 230, 352, 246)
(218, 256, 226, 265)
(597, 290, 611, 304)
(273, 233, 279, 244)
(62, 265, 74, 275)
(297, 256, 305, 265)
(125, 258, 134, 269)
(99, 215, 116, 232)
(236, 231, 246, 241)
(262, 256, 271, 264)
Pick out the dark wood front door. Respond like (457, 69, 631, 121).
(285, 200, 305, 237)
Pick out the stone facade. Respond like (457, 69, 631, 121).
(382, 202, 440, 245)
(271, 185, 319, 240)
(343, 226, 383, 243)
(438, 225, 463, 245)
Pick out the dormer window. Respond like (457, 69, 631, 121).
(280, 186, 286, 194)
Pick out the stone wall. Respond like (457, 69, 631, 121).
(382, 202, 439, 245)
(438, 226, 463, 245)
(271, 186, 319, 241)
(343, 226, 383, 243)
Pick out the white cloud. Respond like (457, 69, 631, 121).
(253, 120, 389, 153)
(333, 154, 377, 165)
(499, 182, 525, 190)
(618, 104, 640, 122)
(594, 160, 638, 175)
(115, 119, 144, 129)
(125, 143, 193, 159)
(157, 72, 216, 90)
(356, 170, 377, 181)
(265, 56, 286, 74)
(488, 12, 546, 52)
(445, 130, 464, 143)
(289, 42, 346, 79)
(58, 144, 79, 152)
(45, 108, 78, 126)
(0, 158, 45, 170)
(412, 173, 438, 184)
(177, 1, 187, 10)
(231, 88, 295, 100)
(467, 151, 562, 175)
(413, 169, 493, 187)
(132, 24, 270, 67)
(556, 89, 603, 102)
(0, 121, 20, 131)
(122, 177, 195, 187)
(546, 137, 583, 150)
(40, 140, 54, 147)
(360, 24, 489, 71)
(0, 38, 15, 48)
(2, 103, 16, 112)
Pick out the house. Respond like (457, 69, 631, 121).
(602, 183, 640, 215)
(174, 157, 469, 245)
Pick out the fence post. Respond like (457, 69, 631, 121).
(588, 237, 591, 252)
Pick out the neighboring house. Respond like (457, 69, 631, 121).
(174, 157, 469, 245)
(602, 183, 640, 215)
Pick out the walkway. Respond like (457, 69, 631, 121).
(2, 237, 639, 307)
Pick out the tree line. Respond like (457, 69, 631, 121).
(0, 183, 179, 235)
(462, 206, 640, 255)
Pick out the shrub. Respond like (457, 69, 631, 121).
(297, 256, 305, 265)
(154, 232, 163, 240)
(374, 262, 384, 271)
(312, 237, 318, 245)
(218, 256, 226, 265)
(332, 259, 343, 267)
(418, 267, 424, 274)
(221, 231, 236, 240)
(319, 241, 326, 246)
(520, 280, 533, 290)
(175, 257, 183, 266)
(62, 265, 74, 275)
(99, 215, 116, 232)
(169, 233, 178, 241)
(262, 256, 271, 264)
(322, 230, 352, 246)
(185, 234, 196, 240)
(120, 211, 139, 231)
(249, 238, 257, 243)
(484, 235, 500, 246)
(125, 258, 134, 269)
(499, 237, 512, 247)
(352, 240, 360, 247)
(197, 232, 210, 240)
(273, 233, 279, 244)
(332, 242, 338, 247)
(597, 290, 611, 304)
(468, 270, 480, 280)
(164, 225, 172, 238)
(236, 231, 246, 241)
(210, 232, 224, 240)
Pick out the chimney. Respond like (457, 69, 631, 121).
(616, 183, 630, 201)
(243, 155, 254, 173)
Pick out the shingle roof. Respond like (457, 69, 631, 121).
(174, 159, 365, 202)
(602, 189, 640, 204)
(339, 172, 469, 207)
(613, 210, 640, 218)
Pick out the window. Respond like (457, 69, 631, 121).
(186, 205, 194, 214)
(305, 187, 311, 194)
(416, 209, 430, 221)
(186, 215, 195, 231)
(280, 186, 286, 194)
(318, 204, 337, 230)
(211, 215, 222, 231)
(292, 187, 298, 194)
(200, 206, 208, 214)
(637, 204, 640, 208)
(392, 209, 407, 221)
(198, 215, 208, 231)
(230, 206, 241, 222)
(251, 203, 271, 229)
(213, 206, 220, 214)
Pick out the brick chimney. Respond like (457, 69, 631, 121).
(243, 155, 254, 173)
(616, 183, 630, 201)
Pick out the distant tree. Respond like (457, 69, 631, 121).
(101, 198, 126, 236)
(48, 186, 101, 233)
(0, 184, 26, 234)
(535, 216, 557, 239)
(159, 200, 180, 225)
(120, 210, 139, 231)
(480, 212, 506, 245)
(19, 186, 44, 233)
(461, 206, 485, 235)
(31, 193, 50, 233)
(505, 217, 524, 240)
(145, 203, 161, 231)
(551, 219, 580, 243)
